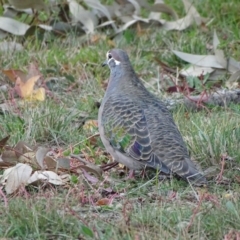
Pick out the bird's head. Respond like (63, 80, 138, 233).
(102, 49, 130, 69)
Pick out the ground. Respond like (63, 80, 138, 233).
(0, 0, 240, 239)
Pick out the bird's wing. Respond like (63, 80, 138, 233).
(101, 95, 171, 174)
(101, 94, 206, 183)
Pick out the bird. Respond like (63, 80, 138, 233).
(98, 49, 207, 185)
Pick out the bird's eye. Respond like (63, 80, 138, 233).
(108, 54, 112, 59)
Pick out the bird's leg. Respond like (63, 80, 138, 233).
(127, 169, 135, 179)
(123, 169, 135, 180)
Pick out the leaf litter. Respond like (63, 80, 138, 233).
(0, 0, 208, 44)
(0, 136, 105, 195)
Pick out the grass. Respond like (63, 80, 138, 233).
(1, 0, 240, 239)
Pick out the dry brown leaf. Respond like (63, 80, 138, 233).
(26, 62, 42, 80)
(15, 75, 40, 99)
(35, 147, 49, 169)
(136, 22, 148, 36)
(18, 152, 36, 166)
(14, 141, 33, 158)
(2, 69, 27, 83)
(1, 149, 18, 164)
(96, 198, 110, 206)
(44, 156, 57, 169)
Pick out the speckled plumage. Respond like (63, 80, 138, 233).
(98, 49, 206, 185)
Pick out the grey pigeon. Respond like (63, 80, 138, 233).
(98, 49, 206, 185)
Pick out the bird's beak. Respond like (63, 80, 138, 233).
(102, 60, 108, 67)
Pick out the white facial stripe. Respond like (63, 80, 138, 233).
(107, 58, 121, 65)
(114, 59, 121, 65)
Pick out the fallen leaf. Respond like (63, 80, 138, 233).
(96, 198, 111, 206)
(213, 30, 227, 68)
(0, 16, 29, 36)
(57, 158, 71, 169)
(126, 0, 141, 15)
(149, 2, 178, 20)
(18, 152, 36, 166)
(82, 168, 99, 184)
(60, 174, 71, 183)
(1, 149, 18, 164)
(14, 141, 33, 158)
(228, 57, 240, 73)
(2, 69, 27, 83)
(27, 170, 64, 185)
(4, 163, 32, 194)
(15, 75, 40, 99)
(26, 62, 42, 80)
(84, 0, 117, 31)
(225, 70, 240, 89)
(163, 14, 194, 31)
(0, 166, 14, 184)
(44, 156, 57, 169)
(180, 65, 214, 77)
(182, 0, 207, 25)
(30, 87, 46, 101)
(3, 4, 33, 18)
(35, 147, 49, 169)
(68, 0, 95, 34)
(172, 50, 225, 68)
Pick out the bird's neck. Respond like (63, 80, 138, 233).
(104, 65, 146, 99)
